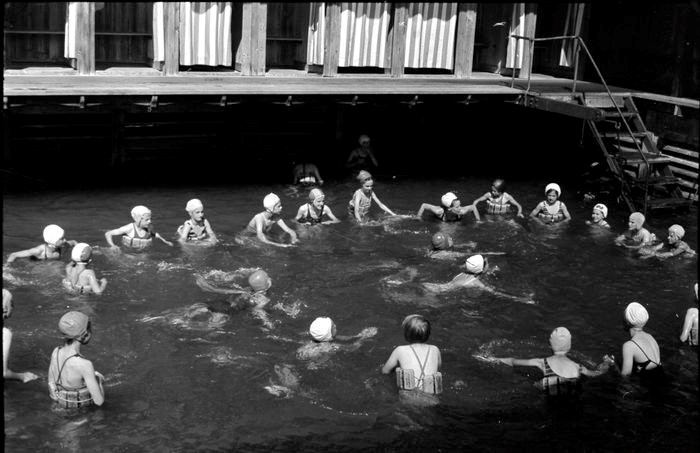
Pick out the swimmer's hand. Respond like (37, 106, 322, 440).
(357, 327, 378, 339)
(516, 212, 525, 219)
(95, 371, 105, 382)
(603, 354, 615, 364)
(109, 245, 121, 253)
(19, 371, 39, 383)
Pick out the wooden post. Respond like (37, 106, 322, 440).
(75, 2, 95, 75)
(163, 2, 180, 75)
(240, 3, 253, 74)
(323, 2, 341, 77)
(519, 3, 537, 79)
(454, 3, 477, 78)
(390, 3, 408, 78)
(251, 3, 267, 76)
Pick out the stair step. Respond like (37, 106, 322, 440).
(630, 175, 681, 186)
(645, 197, 692, 210)
(600, 111, 637, 119)
(601, 132, 647, 138)
(583, 95, 625, 108)
(616, 151, 673, 165)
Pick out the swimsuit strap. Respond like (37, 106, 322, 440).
(55, 347, 82, 389)
(409, 345, 430, 384)
(630, 339, 660, 366)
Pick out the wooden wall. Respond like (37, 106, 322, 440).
(266, 2, 309, 69)
(4, 2, 68, 66)
(94, 2, 153, 66)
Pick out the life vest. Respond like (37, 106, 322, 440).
(540, 358, 581, 396)
(348, 189, 372, 217)
(396, 368, 443, 394)
(177, 220, 208, 241)
(50, 348, 95, 409)
(122, 223, 154, 249)
(486, 193, 510, 214)
(538, 201, 564, 223)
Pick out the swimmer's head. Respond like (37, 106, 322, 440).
(465, 254, 485, 274)
(308, 188, 325, 204)
(185, 198, 204, 213)
(248, 270, 272, 293)
(263, 193, 281, 213)
(402, 314, 430, 343)
(441, 192, 459, 208)
(358, 134, 370, 146)
(668, 224, 685, 242)
(431, 232, 453, 251)
(309, 316, 336, 342)
(131, 205, 152, 223)
(3, 288, 13, 320)
(549, 327, 572, 353)
(357, 170, 373, 184)
(545, 183, 561, 203)
(43, 224, 65, 246)
(491, 179, 505, 195)
(70, 243, 92, 263)
(628, 212, 645, 230)
(592, 203, 608, 219)
(58, 311, 91, 344)
(624, 302, 649, 328)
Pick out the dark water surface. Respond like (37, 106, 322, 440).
(3, 177, 698, 451)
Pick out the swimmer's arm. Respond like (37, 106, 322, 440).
(203, 219, 218, 243)
(81, 360, 104, 406)
(620, 341, 636, 376)
(352, 192, 364, 222)
(154, 232, 174, 247)
(85, 270, 107, 295)
(195, 275, 246, 294)
(679, 308, 698, 342)
(371, 192, 395, 216)
(276, 219, 299, 244)
(294, 205, 307, 222)
(104, 224, 132, 248)
(504, 193, 524, 217)
(470, 193, 490, 209)
(417, 203, 443, 218)
(253, 215, 285, 247)
(481, 281, 534, 304)
(345, 149, 359, 167)
(459, 204, 480, 221)
(559, 202, 572, 221)
(312, 166, 324, 185)
(6, 245, 45, 262)
(580, 355, 615, 377)
(177, 222, 192, 243)
(381, 348, 401, 374)
(367, 148, 379, 167)
(496, 357, 544, 372)
(435, 346, 442, 371)
(322, 206, 341, 224)
(529, 203, 544, 219)
(3, 328, 37, 382)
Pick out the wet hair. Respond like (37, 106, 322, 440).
(402, 314, 431, 343)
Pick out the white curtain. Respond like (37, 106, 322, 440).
(505, 3, 525, 69)
(338, 2, 391, 67)
(404, 3, 457, 69)
(152, 2, 165, 62)
(179, 2, 232, 66)
(307, 2, 326, 65)
(64, 2, 78, 59)
(559, 3, 585, 67)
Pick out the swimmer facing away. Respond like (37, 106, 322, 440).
(641, 224, 696, 259)
(295, 188, 340, 225)
(177, 198, 218, 245)
(105, 205, 174, 252)
(62, 243, 107, 295)
(417, 192, 480, 222)
(6, 224, 78, 263)
(529, 183, 571, 224)
(348, 170, 396, 222)
(679, 283, 698, 346)
(48, 311, 105, 408)
(613, 302, 663, 383)
(292, 162, 324, 186)
(246, 193, 299, 247)
(585, 203, 611, 229)
(3, 289, 39, 383)
(470, 179, 525, 217)
(427, 232, 500, 260)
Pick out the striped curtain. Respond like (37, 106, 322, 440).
(506, 3, 525, 69)
(307, 2, 325, 65)
(64, 2, 78, 59)
(559, 3, 585, 67)
(180, 2, 232, 66)
(338, 3, 391, 67)
(153, 2, 165, 62)
(404, 3, 457, 69)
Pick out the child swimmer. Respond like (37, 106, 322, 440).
(529, 183, 571, 224)
(296, 317, 377, 362)
(614, 212, 656, 250)
(62, 243, 108, 295)
(295, 188, 340, 225)
(348, 171, 396, 223)
(3, 289, 39, 383)
(177, 198, 218, 244)
(585, 203, 611, 228)
(417, 192, 480, 222)
(6, 224, 77, 263)
(246, 193, 299, 247)
(470, 179, 524, 217)
(105, 205, 174, 252)
(642, 224, 696, 259)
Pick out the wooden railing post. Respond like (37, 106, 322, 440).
(519, 3, 537, 79)
(454, 3, 477, 78)
(241, 3, 267, 76)
(163, 1, 180, 75)
(390, 3, 407, 78)
(323, 2, 341, 77)
(75, 2, 95, 75)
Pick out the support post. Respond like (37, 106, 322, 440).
(251, 2, 267, 76)
(163, 2, 180, 75)
(519, 3, 537, 79)
(454, 3, 477, 78)
(390, 3, 408, 78)
(323, 3, 341, 77)
(75, 2, 95, 75)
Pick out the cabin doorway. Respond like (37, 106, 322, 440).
(266, 3, 309, 70)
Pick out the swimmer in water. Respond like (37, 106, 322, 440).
(495, 327, 614, 396)
(48, 311, 105, 408)
(3, 289, 39, 383)
(62, 243, 107, 295)
(679, 283, 698, 346)
(292, 162, 324, 186)
(295, 188, 340, 225)
(422, 254, 535, 304)
(348, 170, 396, 223)
(529, 183, 571, 224)
(427, 232, 500, 260)
(296, 316, 377, 362)
(470, 179, 525, 218)
(417, 192, 480, 222)
(614, 212, 656, 251)
(585, 203, 611, 229)
(246, 193, 299, 247)
(346, 134, 379, 175)
(642, 224, 696, 259)
(177, 198, 218, 245)
(6, 224, 78, 263)
(105, 205, 174, 252)
(612, 302, 663, 383)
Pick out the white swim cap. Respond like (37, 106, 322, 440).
(545, 183, 561, 197)
(441, 192, 458, 208)
(185, 198, 204, 213)
(593, 203, 608, 219)
(308, 188, 325, 202)
(629, 212, 645, 225)
(358, 134, 370, 145)
(549, 327, 572, 353)
(71, 242, 92, 263)
(131, 205, 151, 221)
(624, 302, 649, 328)
(309, 317, 334, 342)
(669, 224, 685, 239)
(465, 254, 484, 274)
(43, 224, 65, 246)
(263, 193, 280, 211)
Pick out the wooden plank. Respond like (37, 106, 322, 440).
(163, 2, 179, 75)
(76, 3, 95, 75)
(454, 4, 477, 78)
(519, 4, 537, 79)
(251, 3, 268, 76)
(240, 4, 253, 75)
(663, 145, 699, 159)
(633, 92, 700, 109)
(528, 95, 601, 120)
(323, 3, 341, 77)
(390, 3, 408, 78)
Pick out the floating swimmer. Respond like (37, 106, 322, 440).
(48, 311, 105, 408)
(679, 283, 698, 346)
(427, 232, 500, 261)
(494, 327, 614, 396)
(346, 134, 379, 175)
(382, 314, 443, 396)
(470, 179, 525, 217)
(245, 193, 299, 247)
(296, 317, 377, 364)
(417, 192, 480, 222)
(422, 254, 535, 304)
(529, 183, 571, 224)
(585, 203, 611, 229)
(176, 198, 218, 245)
(3, 289, 39, 383)
(294, 188, 340, 225)
(642, 224, 696, 259)
(348, 170, 396, 223)
(105, 205, 174, 252)
(292, 161, 324, 186)
(6, 224, 78, 263)
(62, 243, 107, 295)
(614, 212, 656, 250)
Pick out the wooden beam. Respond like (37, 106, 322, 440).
(251, 3, 267, 76)
(390, 3, 408, 78)
(519, 3, 537, 79)
(454, 3, 477, 78)
(75, 2, 95, 75)
(323, 3, 341, 77)
(239, 3, 253, 74)
(163, 2, 180, 75)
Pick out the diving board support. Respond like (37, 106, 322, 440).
(525, 95, 602, 120)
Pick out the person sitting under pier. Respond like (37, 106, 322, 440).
(585, 203, 611, 229)
(417, 192, 480, 222)
(470, 179, 524, 218)
(346, 134, 379, 176)
(62, 243, 107, 295)
(642, 224, 696, 259)
(105, 205, 174, 252)
(3, 289, 39, 383)
(6, 224, 77, 263)
(614, 212, 656, 250)
(529, 183, 571, 224)
(295, 188, 340, 225)
(177, 198, 218, 245)
(292, 161, 324, 186)
(348, 171, 396, 223)
(245, 193, 299, 247)
(679, 283, 698, 346)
